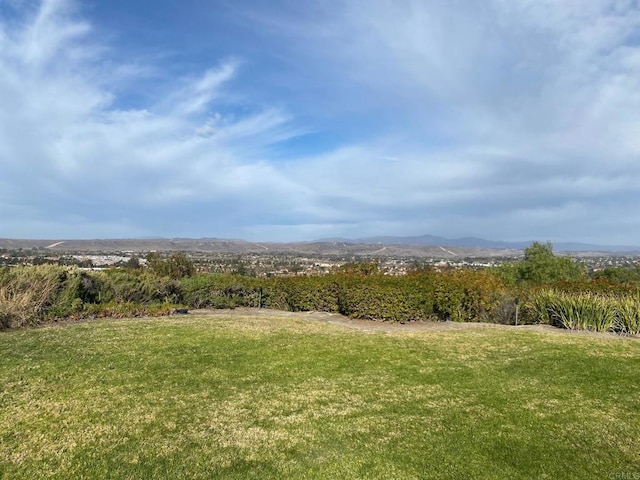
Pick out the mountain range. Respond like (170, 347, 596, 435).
(317, 234, 640, 253)
(1, 235, 638, 256)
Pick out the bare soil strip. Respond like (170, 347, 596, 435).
(190, 307, 638, 339)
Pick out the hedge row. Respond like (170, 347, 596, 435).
(179, 270, 520, 324)
(2, 264, 640, 332)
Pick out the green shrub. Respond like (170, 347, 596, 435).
(582, 295, 616, 332)
(180, 274, 261, 309)
(614, 296, 640, 335)
(0, 265, 68, 328)
(261, 274, 434, 322)
(98, 269, 182, 304)
(82, 301, 176, 319)
(146, 252, 195, 279)
(529, 290, 617, 331)
(524, 289, 556, 325)
(433, 270, 507, 323)
(338, 279, 427, 322)
(3, 262, 639, 332)
(263, 276, 341, 313)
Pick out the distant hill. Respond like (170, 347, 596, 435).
(317, 234, 640, 253)
(1, 235, 638, 256)
(0, 238, 516, 258)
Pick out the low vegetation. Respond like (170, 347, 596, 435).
(1, 313, 638, 479)
(527, 290, 640, 334)
(2, 243, 639, 477)
(1, 243, 640, 335)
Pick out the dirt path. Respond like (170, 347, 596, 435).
(189, 307, 637, 339)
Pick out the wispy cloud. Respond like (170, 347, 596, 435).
(244, 0, 640, 242)
(0, 0, 304, 239)
(1, 0, 640, 243)
(163, 61, 239, 116)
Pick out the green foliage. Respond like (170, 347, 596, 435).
(2, 258, 639, 332)
(122, 256, 142, 269)
(0, 265, 69, 328)
(0, 265, 185, 328)
(82, 301, 176, 318)
(526, 289, 640, 333)
(263, 276, 342, 312)
(615, 296, 640, 335)
(433, 270, 509, 323)
(97, 269, 182, 304)
(552, 277, 638, 296)
(592, 265, 640, 286)
(180, 274, 261, 309)
(493, 261, 520, 285)
(146, 252, 195, 279)
(260, 273, 436, 322)
(338, 259, 380, 276)
(0, 265, 100, 324)
(523, 289, 556, 325)
(518, 241, 586, 284)
(549, 293, 615, 331)
(45, 270, 105, 319)
(337, 275, 433, 322)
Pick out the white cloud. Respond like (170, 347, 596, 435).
(2, 0, 640, 243)
(0, 0, 307, 238)
(163, 61, 238, 116)
(255, 0, 640, 242)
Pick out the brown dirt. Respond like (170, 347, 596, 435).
(189, 307, 638, 339)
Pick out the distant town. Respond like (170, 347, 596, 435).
(2, 238, 639, 276)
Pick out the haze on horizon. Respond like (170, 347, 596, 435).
(1, 0, 639, 244)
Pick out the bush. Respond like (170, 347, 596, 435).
(260, 274, 435, 322)
(98, 269, 182, 304)
(2, 262, 639, 333)
(526, 290, 621, 332)
(614, 296, 640, 335)
(146, 252, 195, 279)
(82, 301, 176, 319)
(337, 278, 430, 322)
(523, 289, 556, 325)
(263, 276, 341, 313)
(433, 270, 508, 323)
(0, 265, 68, 328)
(180, 274, 261, 309)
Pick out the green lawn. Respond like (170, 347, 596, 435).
(1, 314, 639, 479)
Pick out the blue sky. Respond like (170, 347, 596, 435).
(1, 0, 640, 243)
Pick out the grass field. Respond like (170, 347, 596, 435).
(1, 312, 639, 479)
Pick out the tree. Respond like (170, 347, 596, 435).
(145, 252, 165, 275)
(123, 256, 142, 269)
(166, 252, 195, 278)
(592, 265, 640, 285)
(518, 241, 585, 284)
(145, 252, 195, 279)
(338, 259, 380, 276)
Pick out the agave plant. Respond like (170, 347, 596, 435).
(524, 289, 557, 325)
(545, 292, 615, 331)
(579, 294, 615, 332)
(614, 296, 640, 335)
(548, 293, 582, 330)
